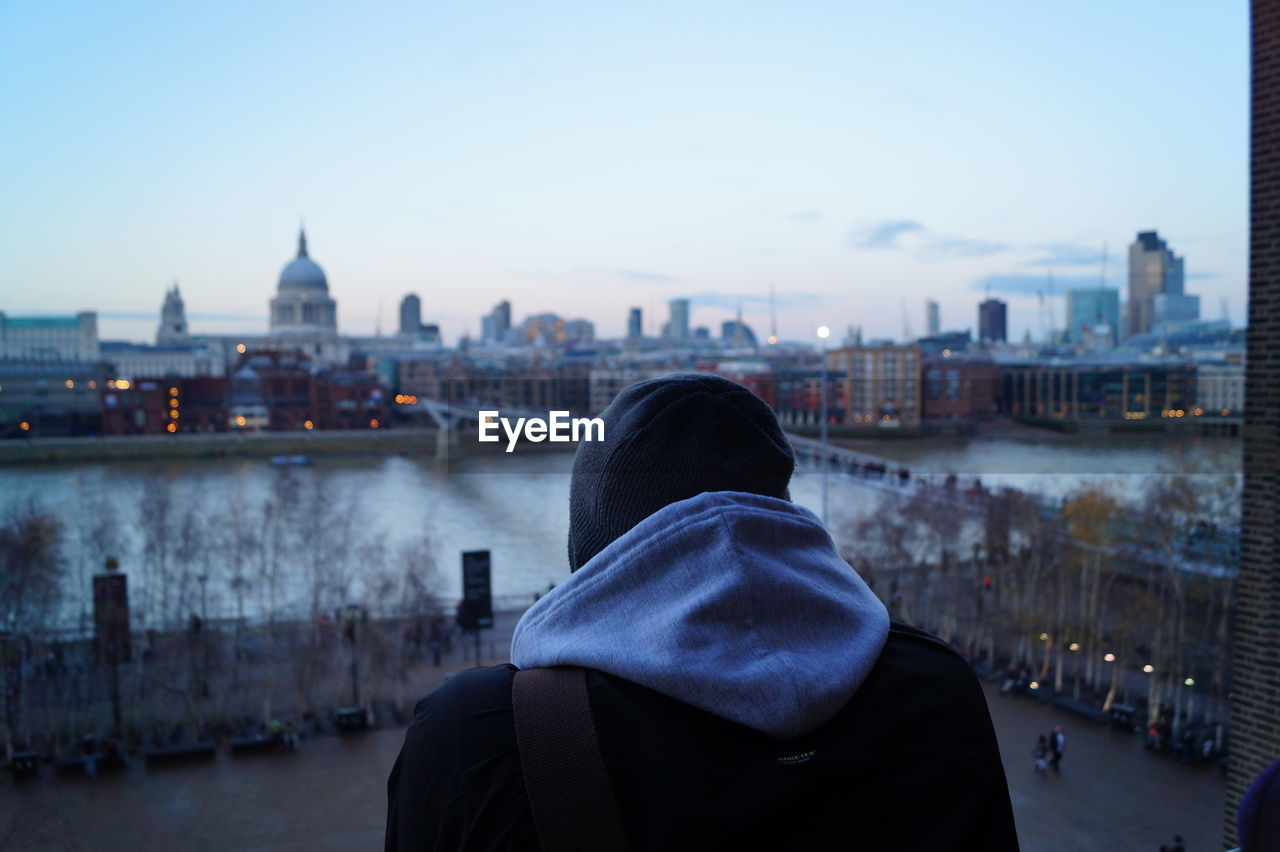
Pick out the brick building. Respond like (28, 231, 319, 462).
(921, 354, 1001, 422)
(102, 377, 228, 435)
(773, 366, 845, 427)
(1226, 3, 1280, 843)
(825, 344, 920, 427)
(402, 358, 591, 415)
(314, 368, 387, 430)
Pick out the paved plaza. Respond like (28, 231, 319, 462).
(1, 674, 1226, 851)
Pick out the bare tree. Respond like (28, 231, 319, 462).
(0, 500, 63, 750)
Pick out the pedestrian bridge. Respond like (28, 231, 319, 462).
(394, 398, 560, 458)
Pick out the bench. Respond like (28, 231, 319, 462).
(1051, 696, 1109, 723)
(335, 707, 369, 733)
(1109, 703, 1140, 732)
(230, 735, 281, 755)
(10, 751, 39, 779)
(143, 742, 217, 766)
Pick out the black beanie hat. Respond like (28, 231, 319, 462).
(567, 372, 795, 571)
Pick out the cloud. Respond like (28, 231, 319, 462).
(916, 236, 1008, 261)
(848, 219, 924, 249)
(688, 291, 830, 310)
(848, 219, 1006, 260)
(785, 209, 823, 223)
(1025, 243, 1105, 267)
(616, 269, 680, 283)
(971, 273, 1105, 296)
(1186, 271, 1216, 280)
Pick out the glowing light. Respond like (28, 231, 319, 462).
(1068, 642, 1080, 652)
(169, 399, 178, 408)
(107, 380, 116, 388)
(169, 410, 179, 419)
(369, 419, 380, 428)
(235, 415, 246, 427)
(303, 420, 314, 430)
(1222, 408, 1230, 416)
(1175, 409, 1185, 418)
(1184, 677, 1195, 687)
(942, 348, 952, 357)
(1029, 681, 1040, 690)
(767, 335, 777, 345)
(236, 343, 247, 354)
(1104, 653, 1116, 662)
(116, 379, 131, 390)
(64, 379, 75, 389)
(19, 421, 30, 431)
(816, 326, 830, 340)
(1143, 664, 1155, 674)
(1194, 408, 1203, 416)
(1039, 633, 1048, 641)
(169, 387, 179, 397)
(395, 394, 405, 404)
(166, 422, 177, 433)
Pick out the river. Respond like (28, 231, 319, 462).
(0, 433, 1240, 624)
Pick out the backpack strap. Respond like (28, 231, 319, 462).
(512, 666, 630, 852)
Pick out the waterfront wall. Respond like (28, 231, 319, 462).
(0, 426, 594, 466)
(0, 429, 443, 466)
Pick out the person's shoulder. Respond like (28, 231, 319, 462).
(409, 663, 518, 730)
(401, 664, 519, 768)
(389, 665, 534, 849)
(844, 622, 1001, 759)
(879, 621, 980, 681)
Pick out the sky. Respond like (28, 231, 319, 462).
(0, 1, 1249, 346)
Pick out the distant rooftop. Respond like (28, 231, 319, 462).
(2, 316, 82, 328)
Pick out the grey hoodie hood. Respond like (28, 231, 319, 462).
(511, 491, 890, 740)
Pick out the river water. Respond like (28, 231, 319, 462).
(0, 434, 1240, 624)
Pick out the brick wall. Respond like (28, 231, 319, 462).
(1227, 3, 1280, 844)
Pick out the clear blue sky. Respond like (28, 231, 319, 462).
(0, 0, 1248, 344)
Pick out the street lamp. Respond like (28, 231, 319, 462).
(817, 326, 831, 526)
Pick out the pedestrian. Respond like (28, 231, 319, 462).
(1050, 724, 1066, 773)
(1033, 735, 1049, 776)
(386, 373, 1019, 850)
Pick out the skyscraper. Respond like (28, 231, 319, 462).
(628, 307, 642, 339)
(925, 299, 940, 336)
(978, 298, 1007, 344)
(667, 298, 690, 341)
(1127, 231, 1185, 338)
(1065, 288, 1120, 344)
(399, 293, 421, 336)
(482, 300, 512, 343)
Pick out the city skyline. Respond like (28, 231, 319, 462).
(0, 2, 1248, 344)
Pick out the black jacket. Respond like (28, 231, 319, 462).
(386, 622, 1019, 851)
